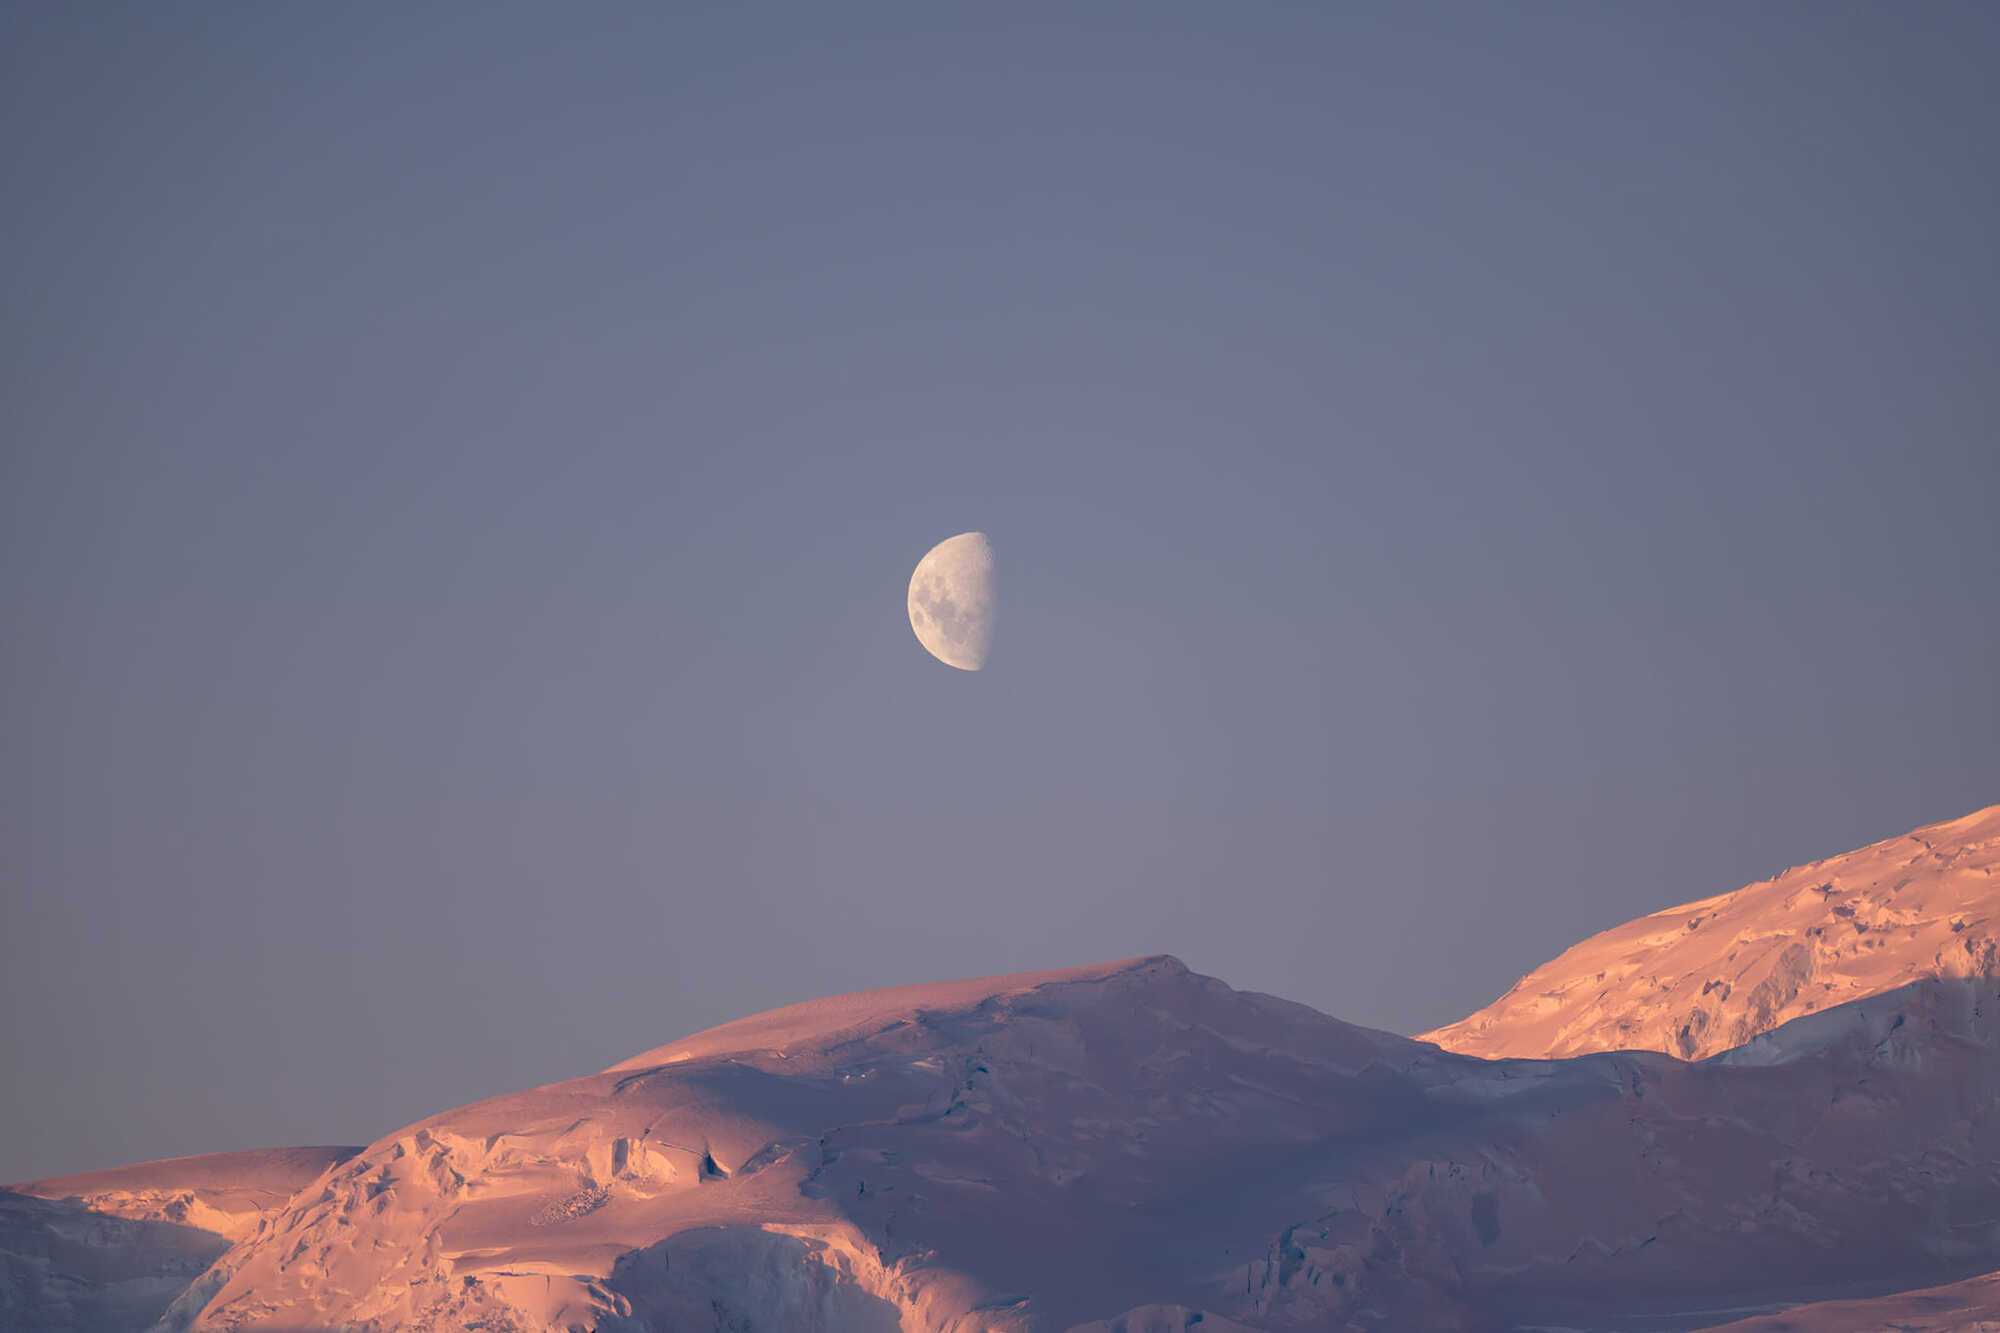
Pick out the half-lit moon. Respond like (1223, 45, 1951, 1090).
(907, 532, 995, 671)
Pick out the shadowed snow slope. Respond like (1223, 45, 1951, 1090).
(13, 1147, 363, 1244)
(1, 1147, 359, 1332)
(1424, 804, 2000, 1061)
(159, 953, 2000, 1331)
(1705, 1268, 2000, 1331)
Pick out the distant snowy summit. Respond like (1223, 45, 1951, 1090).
(1424, 803, 2000, 1060)
(8, 804, 2000, 1331)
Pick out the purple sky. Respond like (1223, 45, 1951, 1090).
(4, 3, 1996, 1182)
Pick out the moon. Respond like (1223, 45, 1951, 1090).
(907, 532, 995, 671)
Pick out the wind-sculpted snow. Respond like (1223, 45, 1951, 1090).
(160, 952, 2000, 1330)
(1425, 804, 2000, 1061)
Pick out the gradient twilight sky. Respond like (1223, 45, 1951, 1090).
(4, 3, 1997, 1182)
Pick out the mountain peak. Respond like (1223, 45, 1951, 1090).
(158, 913, 2000, 1332)
(1423, 803, 2000, 1060)
(605, 953, 1189, 1073)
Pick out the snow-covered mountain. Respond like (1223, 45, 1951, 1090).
(165, 952, 2000, 1329)
(1, 1147, 357, 1331)
(1423, 804, 1999, 1060)
(1704, 1268, 2000, 1332)
(12, 1147, 363, 1245)
(13, 805, 2000, 1331)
